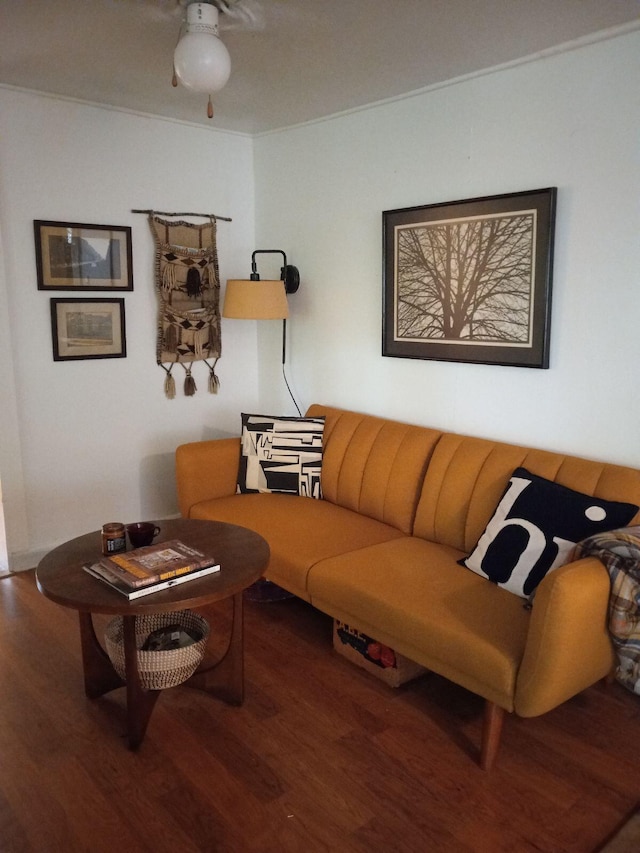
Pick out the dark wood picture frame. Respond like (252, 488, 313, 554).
(383, 188, 557, 368)
(50, 298, 126, 361)
(35, 220, 133, 291)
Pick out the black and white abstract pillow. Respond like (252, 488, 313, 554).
(237, 414, 325, 498)
(460, 467, 638, 598)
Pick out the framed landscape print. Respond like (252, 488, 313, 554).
(35, 220, 133, 290)
(382, 188, 557, 368)
(50, 298, 126, 361)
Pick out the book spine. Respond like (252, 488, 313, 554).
(155, 563, 195, 582)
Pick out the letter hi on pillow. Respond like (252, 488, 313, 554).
(237, 413, 325, 498)
(460, 467, 638, 599)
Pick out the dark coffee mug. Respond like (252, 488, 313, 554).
(126, 522, 161, 549)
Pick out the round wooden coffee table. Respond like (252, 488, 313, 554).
(36, 518, 270, 748)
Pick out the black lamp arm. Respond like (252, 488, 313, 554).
(250, 249, 300, 293)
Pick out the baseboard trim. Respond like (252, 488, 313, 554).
(9, 548, 50, 572)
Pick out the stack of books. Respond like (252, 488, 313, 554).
(83, 539, 220, 600)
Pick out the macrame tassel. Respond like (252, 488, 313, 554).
(183, 365, 196, 396)
(206, 359, 220, 394)
(161, 365, 176, 400)
(164, 321, 178, 353)
(162, 263, 177, 291)
(206, 261, 218, 288)
(164, 372, 176, 400)
(186, 267, 202, 298)
(193, 326, 207, 358)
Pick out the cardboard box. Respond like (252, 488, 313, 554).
(333, 620, 426, 687)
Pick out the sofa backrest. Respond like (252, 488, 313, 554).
(306, 404, 442, 535)
(413, 432, 640, 552)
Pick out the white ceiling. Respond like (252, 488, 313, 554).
(1, 0, 639, 134)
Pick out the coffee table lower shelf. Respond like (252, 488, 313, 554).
(79, 591, 245, 749)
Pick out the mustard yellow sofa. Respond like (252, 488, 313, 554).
(175, 405, 640, 769)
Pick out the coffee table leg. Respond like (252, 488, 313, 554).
(122, 615, 160, 750)
(78, 612, 124, 699)
(186, 590, 244, 705)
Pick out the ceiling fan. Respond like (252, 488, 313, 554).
(171, 0, 264, 117)
(139, 0, 264, 29)
(132, 0, 264, 117)
(177, 0, 265, 32)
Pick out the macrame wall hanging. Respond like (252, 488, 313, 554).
(142, 211, 229, 399)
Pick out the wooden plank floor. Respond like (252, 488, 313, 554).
(1, 571, 640, 852)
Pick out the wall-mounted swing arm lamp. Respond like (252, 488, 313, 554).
(223, 250, 301, 414)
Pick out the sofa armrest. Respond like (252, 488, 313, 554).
(175, 438, 241, 517)
(514, 556, 614, 717)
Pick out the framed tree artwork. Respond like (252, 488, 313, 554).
(382, 188, 557, 368)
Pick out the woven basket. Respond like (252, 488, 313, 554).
(105, 610, 209, 690)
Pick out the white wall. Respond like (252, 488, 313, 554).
(0, 90, 259, 568)
(2, 29, 639, 569)
(0, 213, 23, 574)
(254, 29, 640, 466)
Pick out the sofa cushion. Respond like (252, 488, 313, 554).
(307, 537, 531, 710)
(460, 467, 638, 598)
(237, 413, 325, 498)
(188, 493, 405, 600)
(413, 432, 640, 553)
(306, 405, 442, 534)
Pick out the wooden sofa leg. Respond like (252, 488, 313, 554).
(480, 701, 505, 771)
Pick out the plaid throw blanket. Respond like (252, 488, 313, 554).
(574, 525, 640, 695)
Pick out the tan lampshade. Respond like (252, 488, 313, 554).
(223, 279, 289, 319)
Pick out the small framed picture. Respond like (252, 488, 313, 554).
(50, 298, 127, 361)
(383, 188, 557, 368)
(35, 220, 133, 290)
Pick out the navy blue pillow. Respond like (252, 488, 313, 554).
(460, 467, 638, 598)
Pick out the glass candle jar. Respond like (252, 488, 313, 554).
(101, 522, 126, 556)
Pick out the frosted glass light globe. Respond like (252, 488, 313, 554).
(174, 3, 231, 93)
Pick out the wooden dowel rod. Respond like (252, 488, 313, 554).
(131, 209, 232, 222)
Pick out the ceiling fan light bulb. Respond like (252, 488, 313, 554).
(174, 3, 231, 93)
(174, 34, 231, 92)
